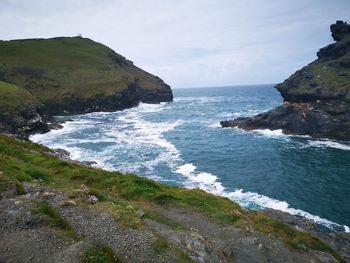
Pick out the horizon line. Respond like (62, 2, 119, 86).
(172, 83, 277, 89)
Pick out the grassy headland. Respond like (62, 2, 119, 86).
(0, 37, 172, 137)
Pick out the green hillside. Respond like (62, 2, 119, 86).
(0, 80, 42, 113)
(0, 37, 172, 115)
(0, 37, 172, 136)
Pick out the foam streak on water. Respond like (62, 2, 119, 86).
(30, 86, 350, 232)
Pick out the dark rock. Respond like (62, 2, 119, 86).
(330, 20, 350, 41)
(53, 148, 70, 161)
(82, 161, 97, 166)
(42, 79, 172, 116)
(221, 101, 350, 140)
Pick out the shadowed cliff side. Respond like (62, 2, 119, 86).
(221, 21, 350, 140)
(0, 36, 173, 138)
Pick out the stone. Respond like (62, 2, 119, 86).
(185, 232, 209, 263)
(62, 200, 77, 206)
(136, 210, 145, 218)
(42, 192, 55, 199)
(53, 148, 70, 160)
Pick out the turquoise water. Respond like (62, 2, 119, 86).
(30, 85, 350, 231)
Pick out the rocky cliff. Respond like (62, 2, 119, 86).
(221, 21, 350, 140)
(0, 37, 173, 138)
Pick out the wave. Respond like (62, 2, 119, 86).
(251, 129, 285, 137)
(248, 128, 350, 151)
(174, 96, 225, 103)
(308, 140, 350, 151)
(225, 189, 349, 232)
(174, 164, 349, 232)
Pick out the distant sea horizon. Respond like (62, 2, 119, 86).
(172, 83, 277, 90)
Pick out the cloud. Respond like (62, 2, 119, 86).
(0, 0, 349, 88)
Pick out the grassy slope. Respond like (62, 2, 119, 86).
(0, 134, 345, 262)
(0, 80, 42, 113)
(0, 37, 167, 106)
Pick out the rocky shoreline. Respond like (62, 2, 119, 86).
(221, 21, 350, 140)
(3, 85, 173, 140)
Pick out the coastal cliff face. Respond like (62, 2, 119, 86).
(0, 37, 173, 138)
(221, 21, 350, 140)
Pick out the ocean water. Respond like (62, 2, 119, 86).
(30, 85, 350, 231)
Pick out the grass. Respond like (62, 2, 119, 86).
(152, 237, 169, 254)
(81, 244, 124, 263)
(152, 236, 195, 262)
(0, 171, 13, 193)
(144, 210, 187, 231)
(0, 134, 345, 263)
(95, 201, 143, 229)
(0, 37, 168, 115)
(31, 201, 79, 240)
(15, 179, 26, 195)
(0, 81, 42, 114)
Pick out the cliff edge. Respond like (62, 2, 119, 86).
(221, 21, 350, 140)
(0, 37, 173, 138)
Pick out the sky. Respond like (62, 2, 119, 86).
(0, 0, 349, 89)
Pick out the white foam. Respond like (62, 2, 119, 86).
(244, 128, 350, 151)
(175, 163, 196, 177)
(308, 140, 350, 151)
(137, 102, 166, 113)
(174, 96, 224, 103)
(218, 111, 242, 118)
(251, 129, 284, 137)
(345, 225, 350, 233)
(202, 121, 222, 128)
(175, 163, 225, 195)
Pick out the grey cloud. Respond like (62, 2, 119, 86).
(0, 0, 349, 88)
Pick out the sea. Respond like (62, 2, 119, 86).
(30, 85, 350, 232)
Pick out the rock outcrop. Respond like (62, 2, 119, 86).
(0, 37, 173, 138)
(221, 21, 350, 140)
